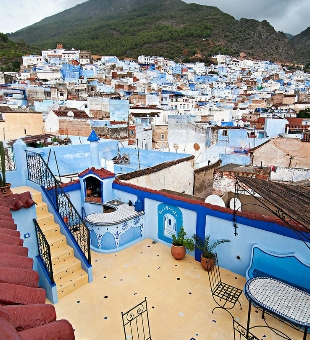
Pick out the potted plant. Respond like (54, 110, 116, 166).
(171, 226, 195, 260)
(193, 234, 230, 271)
(0, 141, 12, 196)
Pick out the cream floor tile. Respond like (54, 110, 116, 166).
(53, 239, 303, 340)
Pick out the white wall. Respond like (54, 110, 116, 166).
(44, 110, 59, 133)
(123, 161, 194, 195)
(270, 167, 310, 182)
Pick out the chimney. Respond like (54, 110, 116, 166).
(87, 130, 100, 168)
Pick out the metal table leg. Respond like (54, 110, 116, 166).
(303, 326, 308, 340)
(246, 299, 252, 339)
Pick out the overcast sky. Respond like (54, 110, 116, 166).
(0, 0, 309, 36)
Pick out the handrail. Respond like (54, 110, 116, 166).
(33, 218, 54, 284)
(26, 150, 91, 265)
(0, 146, 16, 172)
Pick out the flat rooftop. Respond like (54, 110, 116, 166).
(52, 239, 302, 340)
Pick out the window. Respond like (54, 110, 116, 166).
(161, 134, 165, 140)
(222, 130, 228, 136)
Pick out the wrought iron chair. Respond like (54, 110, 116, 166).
(121, 297, 152, 340)
(233, 318, 259, 340)
(207, 253, 242, 316)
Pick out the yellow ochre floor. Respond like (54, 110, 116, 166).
(52, 239, 303, 340)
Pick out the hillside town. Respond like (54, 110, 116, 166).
(1, 44, 310, 188)
(0, 44, 310, 340)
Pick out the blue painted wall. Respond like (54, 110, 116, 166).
(11, 205, 38, 267)
(112, 182, 310, 277)
(110, 100, 129, 122)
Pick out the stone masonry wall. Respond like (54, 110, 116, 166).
(212, 168, 270, 197)
(194, 160, 222, 199)
(59, 119, 91, 137)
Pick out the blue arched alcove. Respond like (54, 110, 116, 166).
(100, 232, 116, 250)
(158, 203, 183, 244)
(90, 230, 98, 248)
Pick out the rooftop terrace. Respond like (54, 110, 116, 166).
(53, 239, 303, 340)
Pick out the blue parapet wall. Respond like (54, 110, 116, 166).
(38, 172, 310, 279)
(112, 180, 310, 276)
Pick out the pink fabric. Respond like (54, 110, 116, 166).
(0, 305, 56, 331)
(4, 192, 36, 211)
(0, 283, 46, 305)
(0, 234, 23, 246)
(0, 244, 28, 257)
(0, 267, 39, 288)
(0, 253, 33, 269)
(18, 320, 75, 340)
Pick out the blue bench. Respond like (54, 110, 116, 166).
(246, 245, 310, 294)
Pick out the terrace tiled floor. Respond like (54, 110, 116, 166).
(52, 239, 303, 340)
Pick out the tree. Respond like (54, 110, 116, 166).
(297, 108, 310, 118)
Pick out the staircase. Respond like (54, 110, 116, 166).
(12, 186, 89, 300)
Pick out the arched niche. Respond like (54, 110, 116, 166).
(84, 176, 102, 203)
(158, 203, 183, 244)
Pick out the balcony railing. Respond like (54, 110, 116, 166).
(26, 150, 91, 265)
(33, 218, 54, 284)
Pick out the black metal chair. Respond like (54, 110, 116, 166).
(207, 253, 242, 316)
(233, 318, 259, 340)
(121, 297, 152, 340)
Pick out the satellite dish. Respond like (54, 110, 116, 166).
(193, 143, 200, 151)
(205, 195, 226, 207)
(229, 198, 242, 211)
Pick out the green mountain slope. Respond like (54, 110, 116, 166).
(0, 33, 39, 72)
(291, 27, 310, 62)
(8, 0, 308, 63)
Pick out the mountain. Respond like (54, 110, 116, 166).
(0, 33, 39, 72)
(285, 33, 294, 40)
(291, 27, 310, 61)
(8, 0, 308, 64)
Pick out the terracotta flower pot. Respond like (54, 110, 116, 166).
(201, 255, 215, 272)
(171, 244, 186, 260)
(0, 183, 12, 197)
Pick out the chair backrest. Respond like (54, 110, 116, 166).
(207, 253, 222, 293)
(233, 318, 259, 340)
(121, 297, 152, 340)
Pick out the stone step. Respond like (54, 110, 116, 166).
(37, 213, 54, 226)
(47, 233, 66, 249)
(11, 186, 43, 204)
(51, 245, 74, 266)
(53, 256, 82, 282)
(56, 268, 88, 300)
(35, 201, 49, 215)
(11, 186, 90, 301)
(40, 222, 60, 238)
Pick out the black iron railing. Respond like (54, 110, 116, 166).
(121, 297, 152, 340)
(26, 150, 91, 265)
(33, 218, 54, 284)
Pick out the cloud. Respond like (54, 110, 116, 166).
(0, 0, 87, 33)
